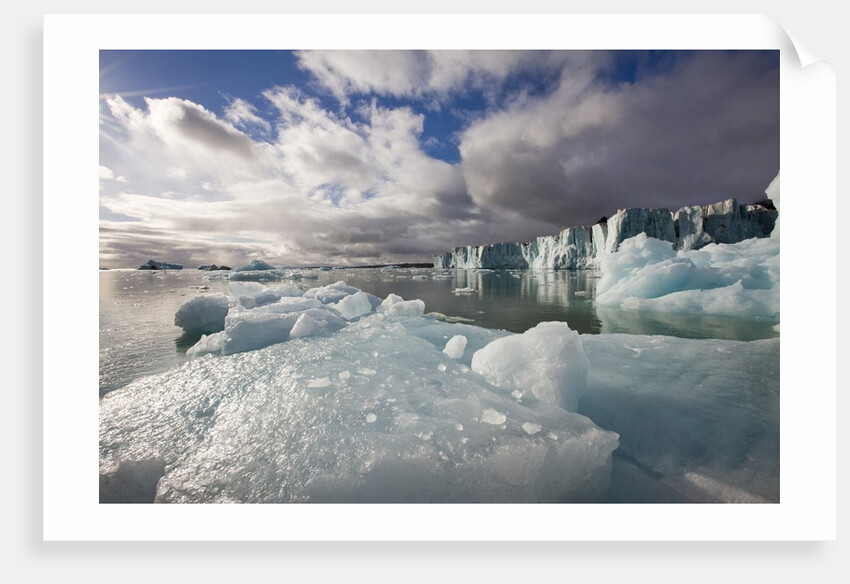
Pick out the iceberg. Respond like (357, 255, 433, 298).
(101, 295, 620, 503)
(173, 293, 229, 334)
(181, 279, 387, 357)
(197, 264, 231, 271)
(433, 174, 779, 269)
(595, 233, 779, 319)
(229, 258, 289, 282)
(138, 259, 183, 270)
(231, 259, 278, 272)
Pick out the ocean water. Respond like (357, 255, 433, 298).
(99, 266, 780, 504)
(99, 266, 778, 396)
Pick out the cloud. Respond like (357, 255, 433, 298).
(458, 51, 779, 229)
(98, 165, 126, 182)
(224, 97, 272, 134)
(294, 50, 600, 106)
(99, 84, 478, 268)
(99, 165, 128, 193)
(98, 51, 779, 268)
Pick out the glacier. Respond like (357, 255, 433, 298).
(433, 175, 778, 269)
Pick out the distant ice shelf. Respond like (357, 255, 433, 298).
(433, 174, 779, 270)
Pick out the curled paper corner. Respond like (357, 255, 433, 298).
(786, 33, 823, 69)
(761, 15, 830, 70)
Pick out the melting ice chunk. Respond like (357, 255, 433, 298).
(334, 291, 373, 320)
(385, 299, 425, 317)
(522, 422, 543, 435)
(377, 293, 403, 312)
(174, 293, 229, 334)
(442, 335, 468, 359)
(481, 408, 507, 425)
(471, 321, 589, 412)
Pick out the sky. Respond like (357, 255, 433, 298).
(98, 49, 779, 268)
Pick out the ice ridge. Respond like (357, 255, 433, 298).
(433, 178, 778, 270)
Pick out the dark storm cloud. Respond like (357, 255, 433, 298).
(459, 51, 779, 230)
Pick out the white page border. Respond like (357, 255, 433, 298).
(43, 13, 836, 541)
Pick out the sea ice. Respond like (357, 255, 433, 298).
(443, 335, 468, 359)
(377, 293, 404, 312)
(522, 422, 543, 435)
(228, 281, 303, 309)
(304, 281, 362, 304)
(481, 408, 507, 425)
(219, 307, 347, 355)
(384, 299, 425, 317)
(595, 233, 779, 320)
(289, 312, 321, 339)
(173, 293, 230, 334)
(470, 321, 589, 412)
(106, 271, 780, 504)
(333, 290, 373, 320)
(580, 333, 779, 503)
(185, 332, 225, 358)
(101, 305, 619, 503)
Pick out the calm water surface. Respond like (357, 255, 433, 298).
(100, 267, 778, 396)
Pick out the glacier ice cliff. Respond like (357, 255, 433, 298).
(434, 176, 779, 269)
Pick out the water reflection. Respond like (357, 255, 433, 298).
(318, 268, 605, 335)
(317, 268, 776, 340)
(175, 330, 204, 351)
(100, 267, 778, 396)
(595, 306, 779, 341)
